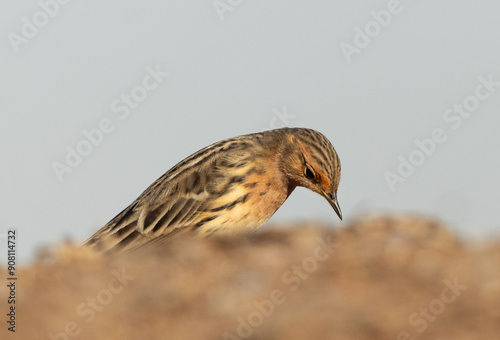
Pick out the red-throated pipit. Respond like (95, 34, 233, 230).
(84, 127, 342, 252)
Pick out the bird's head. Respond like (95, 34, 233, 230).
(278, 128, 342, 220)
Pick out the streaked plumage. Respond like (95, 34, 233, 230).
(83, 127, 342, 253)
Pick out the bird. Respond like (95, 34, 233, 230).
(83, 127, 342, 253)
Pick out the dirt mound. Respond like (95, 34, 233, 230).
(1, 216, 499, 339)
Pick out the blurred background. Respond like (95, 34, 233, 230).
(1, 0, 499, 262)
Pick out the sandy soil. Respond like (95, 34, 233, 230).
(1, 215, 499, 340)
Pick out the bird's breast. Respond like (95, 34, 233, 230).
(195, 159, 290, 236)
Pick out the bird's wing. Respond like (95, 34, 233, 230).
(82, 170, 212, 253)
(83, 139, 257, 253)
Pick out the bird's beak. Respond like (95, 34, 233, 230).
(322, 190, 342, 221)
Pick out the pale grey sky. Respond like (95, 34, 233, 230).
(1, 0, 500, 262)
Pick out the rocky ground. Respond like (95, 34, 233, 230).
(1, 215, 499, 340)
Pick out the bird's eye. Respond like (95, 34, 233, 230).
(304, 164, 316, 180)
